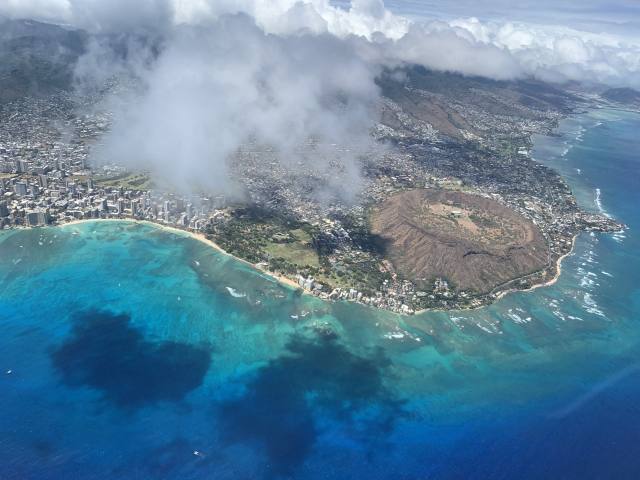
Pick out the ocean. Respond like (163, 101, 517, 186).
(1, 108, 639, 479)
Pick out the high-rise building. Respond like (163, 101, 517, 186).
(117, 198, 125, 214)
(26, 210, 48, 226)
(26, 211, 38, 226)
(39, 174, 48, 188)
(0, 200, 9, 218)
(14, 182, 28, 197)
(37, 210, 48, 226)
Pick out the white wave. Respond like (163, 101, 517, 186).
(506, 308, 532, 324)
(449, 316, 467, 330)
(582, 292, 606, 318)
(594, 188, 610, 218)
(579, 276, 597, 288)
(383, 331, 405, 339)
(226, 287, 246, 298)
(552, 309, 566, 321)
(475, 323, 495, 334)
(601, 271, 613, 277)
(383, 327, 422, 342)
(475, 319, 503, 334)
(580, 249, 598, 264)
(612, 232, 626, 244)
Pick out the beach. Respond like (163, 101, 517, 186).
(59, 218, 303, 291)
(54, 216, 580, 314)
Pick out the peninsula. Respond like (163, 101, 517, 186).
(0, 20, 624, 314)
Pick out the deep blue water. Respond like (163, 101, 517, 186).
(1, 108, 639, 479)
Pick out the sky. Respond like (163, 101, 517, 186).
(1, 0, 639, 194)
(375, 0, 640, 30)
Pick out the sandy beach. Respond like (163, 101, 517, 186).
(58, 218, 303, 291)
(56, 218, 581, 315)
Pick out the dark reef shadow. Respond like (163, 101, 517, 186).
(217, 334, 405, 478)
(51, 310, 211, 410)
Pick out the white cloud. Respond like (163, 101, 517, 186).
(377, 21, 523, 80)
(3, 0, 639, 88)
(449, 18, 640, 87)
(86, 13, 381, 197)
(3, 0, 640, 195)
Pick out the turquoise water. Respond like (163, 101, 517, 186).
(1, 108, 639, 479)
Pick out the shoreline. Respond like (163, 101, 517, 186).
(494, 233, 578, 299)
(55, 217, 581, 316)
(58, 218, 303, 291)
(413, 234, 580, 316)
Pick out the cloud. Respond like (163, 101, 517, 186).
(383, 0, 640, 33)
(0, 0, 71, 23)
(3, 1, 639, 88)
(73, 2, 640, 86)
(2, 0, 640, 196)
(378, 21, 523, 80)
(449, 18, 640, 87)
(88, 12, 381, 197)
(70, 0, 174, 34)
